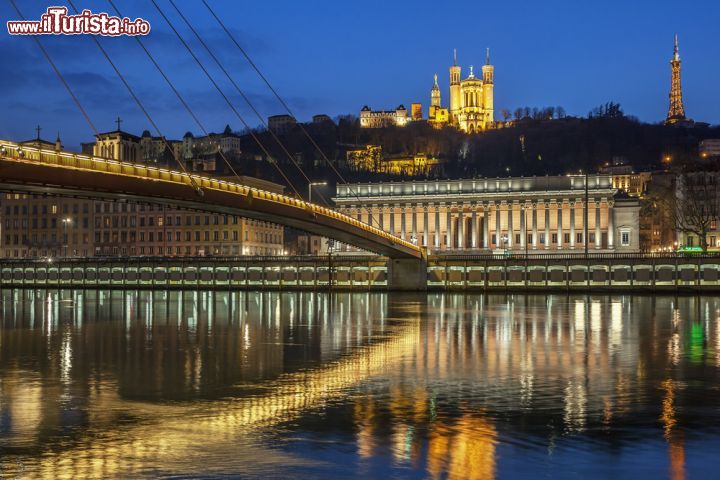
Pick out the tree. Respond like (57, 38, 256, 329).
(672, 172, 720, 252)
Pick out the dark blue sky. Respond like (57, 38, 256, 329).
(2, 0, 719, 150)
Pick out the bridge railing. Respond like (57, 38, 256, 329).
(0, 140, 420, 254)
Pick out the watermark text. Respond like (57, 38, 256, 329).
(7, 6, 151, 36)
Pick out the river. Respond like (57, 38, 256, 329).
(0, 290, 718, 479)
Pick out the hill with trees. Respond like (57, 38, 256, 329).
(231, 104, 720, 194)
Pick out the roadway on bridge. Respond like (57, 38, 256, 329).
(0, 140, 422, 259)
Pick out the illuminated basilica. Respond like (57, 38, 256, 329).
(361, 49, 495, 133)
(429, 49, 495, 132)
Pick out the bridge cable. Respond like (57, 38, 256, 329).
(163, 0, 332, 208)
(201, 0, 383, 229)
(7, 0, 99, 136)
(106, 0, 243, 183)
(150, 0, 317, 204)
(66, 0, 202, 194)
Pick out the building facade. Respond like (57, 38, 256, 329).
(90, 126, 241, 172)
(93, 130, 142, 162)
(359, 105, 409, 128)
(267, 114, 297, 134)
(699, 139, 720, 160)
(674, 172, 720, 251)
(346, 145, 441, 176)
(0, 175, 285, 259)
(334, 175, 640, 253)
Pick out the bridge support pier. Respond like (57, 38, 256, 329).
(388, 258, 427, 291)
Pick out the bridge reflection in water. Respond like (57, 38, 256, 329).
(1, 291, 719, 478)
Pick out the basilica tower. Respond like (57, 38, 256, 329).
(449, 49, 461, 124)
(431, 73, 441, 107)
(481, 48, 494, 125)
(665, 34, 686, 125)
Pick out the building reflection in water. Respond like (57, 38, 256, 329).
(0, 290, 719, 478)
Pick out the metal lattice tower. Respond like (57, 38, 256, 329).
(666, 34, 686, 124)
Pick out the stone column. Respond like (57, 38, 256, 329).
(507, 202, 514, 249)
(411, 204, 418, 244)
(495, 202, 501, 248)
(423, 207, 429, 247)
(435, 205, 441, 248)
(482, 203, 489, 249)
(570, 201, 576, 249)
(520, 204, 526, 250)
(471, 205, 478, 249)
(531, 202, 538, 249)
(544, 204, 551, 249)
(446, 205, 453, 249)
(401, 205, 407, 240)
(608, 201, 615, 249)
(457, 205, 464, 249)
(595, 200, 601, 249)
(389, 205, 396, 235)
(557, 202, 563, 250)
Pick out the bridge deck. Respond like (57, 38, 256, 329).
(0, 141, 422, 259)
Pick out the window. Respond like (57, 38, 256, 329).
(621, 230, 630, 246)
(577, 233, 583, 244)
(589, 233, 595, 243)
(539, 233, 545, 244)
(515, 234, 520, 244)
(564, 233, 570, 244)
(551, 233, 558, 244)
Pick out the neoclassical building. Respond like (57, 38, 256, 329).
(333, 175, 640, 253)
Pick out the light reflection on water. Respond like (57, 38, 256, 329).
(0, 290, 719, 479)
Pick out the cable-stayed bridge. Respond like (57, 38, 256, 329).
(0, 140, 422, 260)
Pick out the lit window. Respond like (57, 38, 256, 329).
(621, 231, 630, 246)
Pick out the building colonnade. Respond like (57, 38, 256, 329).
(345, 198, 616, 252)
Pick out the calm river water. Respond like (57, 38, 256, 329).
(0, 290, 719, 479)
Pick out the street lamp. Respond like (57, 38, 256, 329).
(308, 181, 327, 203)
(61, 217, 72, 257)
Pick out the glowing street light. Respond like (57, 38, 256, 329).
(62, 217, 72, 257)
